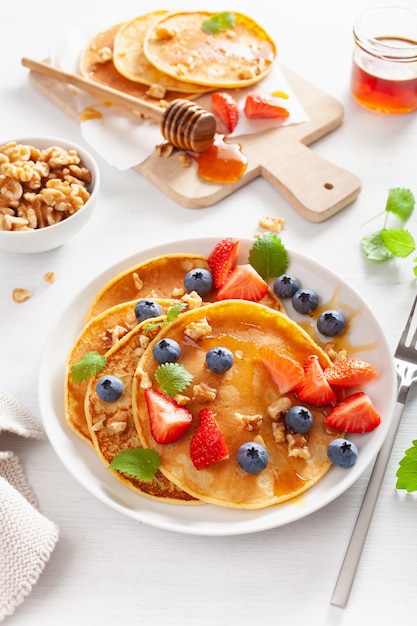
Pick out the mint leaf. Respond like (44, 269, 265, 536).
(166, 303, 187, 322)
(155, 362, 193, 396)
(202, 11, 236, 34)
(380, 228, 416, 258)
(248, 232, 288, 280)
(396, 440, 417, 492)
(361, 231, 393, 261)
(109, 448, 160, 482)
(386, 187, 415, 223)
(70, 351, 106, 383)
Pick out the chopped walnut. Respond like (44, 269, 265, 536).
(184, 316, 212, 341)
(286, 432, 310, 459)
(110, 325, 128, 346)
(237, 66, 256, 80)
(107, 421, 127, 433)
(235, 412, 263, 432)
(12, 288, 32, 303)
(324, 342, 347, 363)
(173, 394, 190, 406)
(146, 83, 167, 99)
(258, 216, 285, 233)
(155, 142, 174, 158)
(132, 272, 144, 291)
(43, 271, 55, 283)
(267, 397, 292, 421)
(171, 286, 185, 297)
(178, 152, 191, 168)
(139, 370, 152, 389)
(154, 25, 177, 40)
(96, 46, 113, 63)
(193, 382, 217, 403)
(272, 421, 285, 443)
(91, 419, 104, 432)
(181, 290, 202, 310)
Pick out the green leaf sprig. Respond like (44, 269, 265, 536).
(249, 231, 289, 280)
(396, 440, 417, 492)
(144, 303, 187, 334)
(202, 11, 236, 34)
(361, 187, 417, 273)
(70, 351, 106, 383)
(109, 448, 161, 482)
(155, 362, 193, 396)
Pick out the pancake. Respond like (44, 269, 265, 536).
(113, 11, 209, 94)
(79, 23, 203, 105)
(143, 11, 276, 88)
(65, 297, 178, 445)
(84, 253, 284, 324)
(83, 319, 197, 503)
(133, 300, 340, 509)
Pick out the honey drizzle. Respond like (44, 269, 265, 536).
(296, 285, 378, 356)
(189, 133, 248, 184)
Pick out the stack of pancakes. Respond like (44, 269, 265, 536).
(79, 10, 277, 106)
(65, 247, 344, 510)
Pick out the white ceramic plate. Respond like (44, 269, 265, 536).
(38, 237, 397, 536)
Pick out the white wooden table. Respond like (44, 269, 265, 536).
(2, 1, 417, 624)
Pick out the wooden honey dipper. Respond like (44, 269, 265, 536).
(21, 57, 217, 153)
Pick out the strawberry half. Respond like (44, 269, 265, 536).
(216, 264, 269, 302)
(211, 91, 239, 133)
(190, 407, 229, 470)
(296, 355, 337, 406)
(258, 346, 305, 394)
(244, 94, 290, 120)
(208, 237, 239, 288)
(324, 358, 378, 388)
(145, 388, 193, 444)
(325, 391, 381, 433)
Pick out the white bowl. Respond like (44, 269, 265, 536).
(0, 136, 100, 254)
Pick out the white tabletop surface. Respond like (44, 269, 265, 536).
(2, 0, 417, 624)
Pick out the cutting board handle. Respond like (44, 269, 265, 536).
(261, 137, 362, 222)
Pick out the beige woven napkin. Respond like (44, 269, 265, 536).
(0, 390, 59, 622)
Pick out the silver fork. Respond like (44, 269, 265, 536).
(331, 294, 417, 608)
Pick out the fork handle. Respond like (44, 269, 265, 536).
(331, 394, 407, 608)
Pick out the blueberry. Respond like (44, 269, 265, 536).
(134, 299, 163, 322)
(285, 406, 313, 433)
(206, 346, 234, 373)
(273, 274, 300, 298)
(184, 268, 213, 297)
(327, 438, 359, 468)
(153, 338, 181, 364)
(317, 309, 346, 337)
(292, 288, 319, 314)
(96, 375, 124, 402)
(237, 442, 269, 474)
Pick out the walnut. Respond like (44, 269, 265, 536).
(155, 142, 174, 158)
(146, 83, 167, 99)
(12, 288, 32, 303)
(272, 421, 285, 443)
(258, 216, 285, 233)
(286, 432, 310, 459)
(193, 382, 217, 403)
(235, 412, 263, 431)
(181, 290, 202, 310)
(267, 397, 292, 421)
(43, 271, 56, 283)
(132, 272, 144, 291)
(184, 316, 212, 340)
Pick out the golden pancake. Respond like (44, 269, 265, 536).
(113, 11, 209, 94)
(65, 298, 178, 445)
(83, 319, 197, 503)
(84, 253, 284, 324)
(133, 300, 339, 509)
(143, 11, 276, 88)
(79, 23, 202, 104)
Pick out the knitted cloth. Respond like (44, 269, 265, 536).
(0, 390, 59, 622)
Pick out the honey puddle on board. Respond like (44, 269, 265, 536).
(190, 133, 248, 184)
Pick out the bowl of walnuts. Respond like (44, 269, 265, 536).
(0, 136, 100, 253)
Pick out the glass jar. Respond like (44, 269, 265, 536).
(350, 2, 417, 113)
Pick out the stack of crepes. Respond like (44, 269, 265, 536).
(79, 10, 277, 105)
(64, 240, 345, 510)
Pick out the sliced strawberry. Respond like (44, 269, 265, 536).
(190, 407, 229, 470)
(244, 94, 290, 120)
(211, 91, 239, 133)
(144, 388, 193, 444)
(208, 237, 239, 288)
(325, 391, 381, 433)
(324, 358, 378, 388)
(296, 355, 337, 406)
(258, 346, 305, 394)
(216, 264, 269, 302)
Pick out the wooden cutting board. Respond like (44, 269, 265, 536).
(28, 67, 361, 222)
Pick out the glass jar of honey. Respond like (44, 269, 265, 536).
(350, 2, 417, 114)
